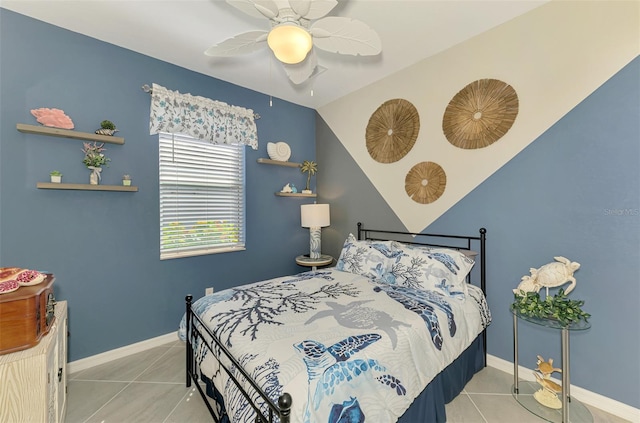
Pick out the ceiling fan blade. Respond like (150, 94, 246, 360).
(310, 17, 382, 56)
(288, 0, 311, 17)
(289, 0, 337, 20)
(289, 0, 338, 20)
(204, 31, 268, 57)
(254, 1, 279, 19)
(282, 49, 318, 84)
(226, 0, 277, 20)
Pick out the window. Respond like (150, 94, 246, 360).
(159, 132, 246, 259)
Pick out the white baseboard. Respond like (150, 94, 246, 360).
(67, 331, 179, 374)
(67, 336, 638, 422)
(487, 354, 640, 422)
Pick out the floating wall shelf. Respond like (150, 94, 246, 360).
(258, 158, 316, 197)
(274, 192, 316, 198)
(17, 123, 125, 145)
(37, 183, 138, 192)
(257, 158, 301, 168)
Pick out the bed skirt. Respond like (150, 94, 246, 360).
(399, 335, 485, 423)
(198, 334, 485, 423)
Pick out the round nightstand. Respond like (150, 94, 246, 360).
(295, 254, 334, 271)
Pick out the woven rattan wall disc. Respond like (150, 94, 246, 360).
(366, 99, 420, 163)
(405, 161, 446, 204)
(442, 79, 518, 149)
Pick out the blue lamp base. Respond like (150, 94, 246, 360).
(309, 226, 321, 259)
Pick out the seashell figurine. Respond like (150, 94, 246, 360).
(95, 120, 118, 136)
(95, 128, 118, 136)
(30, 108, 74, 129)
(267, 141, 291, 162)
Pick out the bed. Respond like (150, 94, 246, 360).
(179, 223, 490, 423)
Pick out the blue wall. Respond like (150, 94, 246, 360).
(0, 9, 316, 361)
(318, 57, 639, 407)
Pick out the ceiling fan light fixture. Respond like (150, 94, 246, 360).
(267, 23, 312, 64)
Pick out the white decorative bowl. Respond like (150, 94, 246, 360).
(267, 142, 291, 162)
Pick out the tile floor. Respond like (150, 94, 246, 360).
(66, 340, 630, 423)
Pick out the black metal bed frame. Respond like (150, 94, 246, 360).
(185, 223, 487, 422)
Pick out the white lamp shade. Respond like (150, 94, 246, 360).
(267, 23, 313, 64)
(301, 204, 330, 228)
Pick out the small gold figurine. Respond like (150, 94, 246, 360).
(533, 355, 563, 409)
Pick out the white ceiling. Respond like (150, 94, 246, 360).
(1, 0, 548, 109)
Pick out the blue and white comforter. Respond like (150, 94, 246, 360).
(179, 269, 491, 423)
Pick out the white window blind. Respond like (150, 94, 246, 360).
(159, 132, 246, 260)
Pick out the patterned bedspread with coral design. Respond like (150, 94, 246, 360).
(178, 269, 491, 423)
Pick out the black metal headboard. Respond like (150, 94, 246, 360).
(357, 222, 487, 293)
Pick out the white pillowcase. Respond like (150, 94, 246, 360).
(335, 234, 396, 281)
(385, 242, 475, 300)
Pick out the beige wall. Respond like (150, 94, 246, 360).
(318, 1, 639, 233)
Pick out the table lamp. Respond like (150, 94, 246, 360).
(301, 204, 330, 259)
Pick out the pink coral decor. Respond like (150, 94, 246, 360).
(30, 108, 74, 129)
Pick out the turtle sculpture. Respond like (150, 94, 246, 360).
(533, 355, 563, 409)
(533, 355, 562, 409)
(533, 372, 563, 409)
(536, 355, 562, 378)
(513, 256, 580, 296)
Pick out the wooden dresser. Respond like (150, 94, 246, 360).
(0, 301, 67, 422)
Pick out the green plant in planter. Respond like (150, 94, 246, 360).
(511, 288, 590, 326)
(82, 142, 110, 168)
(100, 120, 116, 130)
(49, 170, 63, 183)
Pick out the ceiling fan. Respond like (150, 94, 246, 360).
(204, 0, 382, 85)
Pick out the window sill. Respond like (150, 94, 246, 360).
(160, 245, 246, 260)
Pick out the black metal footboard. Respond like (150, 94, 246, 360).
(185, 295, 292, 423)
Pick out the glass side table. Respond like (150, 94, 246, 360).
(512, 309, 592, 423)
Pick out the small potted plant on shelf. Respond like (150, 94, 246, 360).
(82, 142, 110, 185)
(95, 120, 118, 136)
(49, 170, 62, 183)
(122, 174, 131, 186)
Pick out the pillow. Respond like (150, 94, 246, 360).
(384, 242, 475, 299)
(335, 234, 395, 281)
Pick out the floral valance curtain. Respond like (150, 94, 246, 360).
(149, 83, 258, 150)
